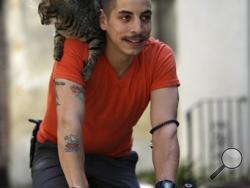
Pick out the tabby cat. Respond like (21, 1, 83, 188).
(38, 0, 105, 80)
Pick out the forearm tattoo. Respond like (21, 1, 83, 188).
(64, 134, 80, 152)
(54, 81, 66, 106)
(70, 84, 84, 102)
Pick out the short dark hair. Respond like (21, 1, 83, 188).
(100, 0, 116, 16)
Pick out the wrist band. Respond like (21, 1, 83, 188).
(155, 179, 176, 188)
(150, 119, 179, 134)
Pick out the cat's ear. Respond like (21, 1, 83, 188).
(99, 9, 107, 31)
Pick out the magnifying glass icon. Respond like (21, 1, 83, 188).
(210, 148, 243, 180)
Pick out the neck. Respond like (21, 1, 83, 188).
(105, 43, 134, 77)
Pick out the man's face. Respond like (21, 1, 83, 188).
(101, 0, 152, 57)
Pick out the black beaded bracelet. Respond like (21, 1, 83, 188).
(150, 119, 179, 134)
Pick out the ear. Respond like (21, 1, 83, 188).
(99, 9, 107, 31)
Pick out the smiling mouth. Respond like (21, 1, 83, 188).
(124, 37, 147, 47)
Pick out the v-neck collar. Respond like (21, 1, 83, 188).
(102, 54, 138, 86)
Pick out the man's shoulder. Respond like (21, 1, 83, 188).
(143, 37, 173, 54)
(141, 37, 174, 61)
(64, 38, 88, 49)
(63, 39, 89, 59)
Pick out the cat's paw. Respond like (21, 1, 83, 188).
(83, 68, 91, 80)
(54, 48, 64, 61)
(83, 60, 92, 80)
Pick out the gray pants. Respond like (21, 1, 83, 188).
(31, 141, 140, 188)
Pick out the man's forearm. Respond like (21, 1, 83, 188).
(54, 79, 87, 187)
(152, 129, 180, 182)
(58, 124, 88, 188)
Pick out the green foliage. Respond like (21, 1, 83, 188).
(176, 162, 198, 187)
(137, 162, 200, 187)
(137, 165, 250, 187)
(137, 170, 155, 185)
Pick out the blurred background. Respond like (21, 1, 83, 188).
(0, 0, 249, 187)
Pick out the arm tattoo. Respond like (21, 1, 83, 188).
(64, 134, 80, 152)
(70, 85, 84, 102)
(54, 81, 66, 106)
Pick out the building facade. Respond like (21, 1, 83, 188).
(176, 0, 249, 180)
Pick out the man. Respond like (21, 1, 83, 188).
(31, 0, 180, 187)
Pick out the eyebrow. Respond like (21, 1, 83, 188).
(142, 10, 152, 15)
(118, 10, 133, 15)
(118, 9, 152, 15)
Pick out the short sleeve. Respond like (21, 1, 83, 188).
(150, 44, 180, 91)
(52, 39, 88, 86)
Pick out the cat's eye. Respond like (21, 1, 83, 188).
(48, 6, 57, 14)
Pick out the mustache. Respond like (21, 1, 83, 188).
(123, 34, 149, 41)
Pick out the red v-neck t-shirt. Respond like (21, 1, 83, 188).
(37, 37, 180, 157)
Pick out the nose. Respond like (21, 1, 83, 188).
(130, 17, 144, 34)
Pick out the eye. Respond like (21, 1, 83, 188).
(120, 15, 131, 22)
(141, 14, 151, 23)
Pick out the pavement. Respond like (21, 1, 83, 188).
(205, 181, 250, 188)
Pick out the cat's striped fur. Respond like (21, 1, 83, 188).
(38, 0, 105, 80)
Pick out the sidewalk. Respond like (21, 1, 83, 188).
(10, 183, 154, 188)
(206, 181, 250, 188)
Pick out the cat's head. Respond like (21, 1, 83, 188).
(38, 0, 72, 25)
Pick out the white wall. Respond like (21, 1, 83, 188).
(176, 0, 249, 173)
(177, 0, 248, 112)
(6, 0, 53, 186)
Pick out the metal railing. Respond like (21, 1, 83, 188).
(186, 96, 249, 180)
